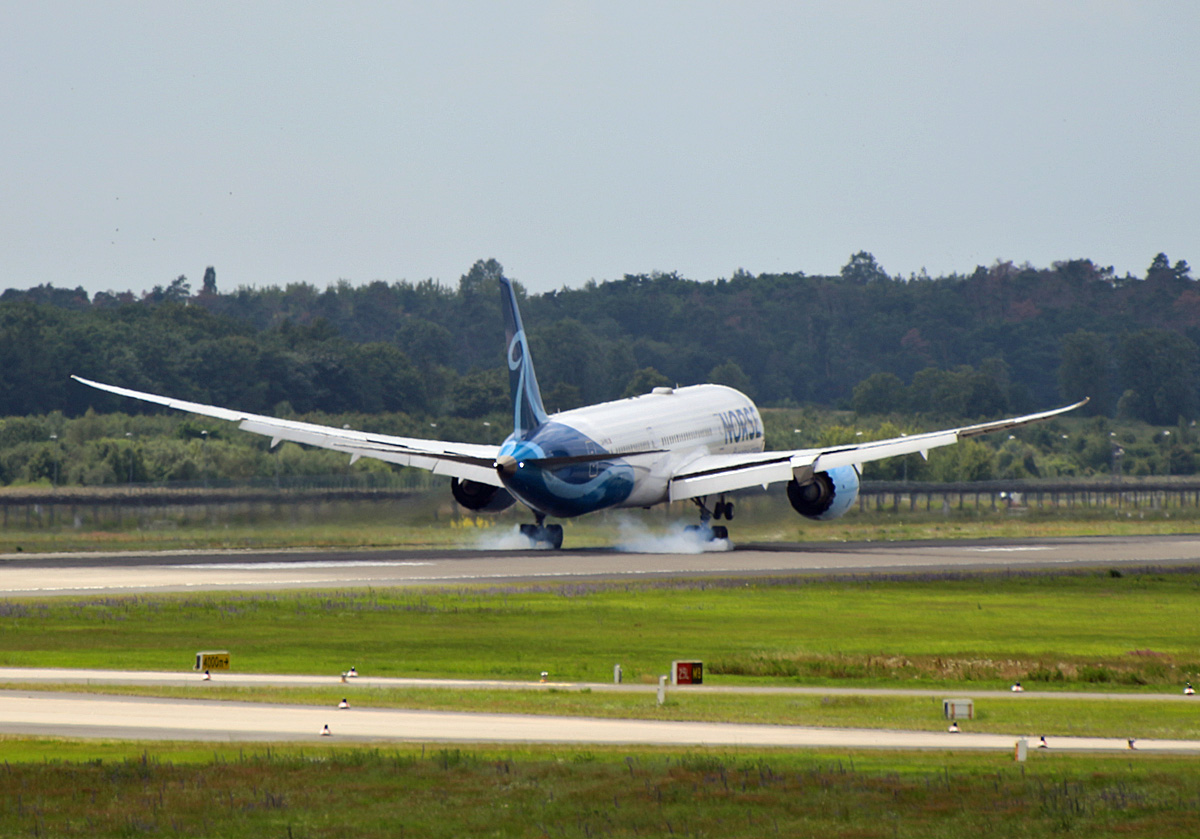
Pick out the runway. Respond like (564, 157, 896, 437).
(1, 689, 1196, 753)
(2, 534, 1199, 596)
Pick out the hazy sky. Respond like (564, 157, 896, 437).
(2, 2, 1197, 297)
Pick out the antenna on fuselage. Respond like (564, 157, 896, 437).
(499, 276, 549, 438)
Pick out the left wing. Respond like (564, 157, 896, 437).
(668, 399, 1089, 501)
(71, 375, 505, 487)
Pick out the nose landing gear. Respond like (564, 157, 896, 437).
(519, 513, 564, 549)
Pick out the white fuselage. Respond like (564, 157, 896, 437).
(548, 384, 765, 508)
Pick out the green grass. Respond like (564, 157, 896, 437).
(5, 566, 1200, 836)
(3, 488, 1200, 553)
(0, 742, 1198, 837)
(0, 520, 473, 554)
(3, 571, 1199, 688)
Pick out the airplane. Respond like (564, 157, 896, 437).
(73, 275, 1087, 549)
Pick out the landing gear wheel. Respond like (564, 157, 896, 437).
(724, 502, 734, 520)
(685, 523, 728, 542)
(714, 500, 727, 520)
(519, 522, 564, 549)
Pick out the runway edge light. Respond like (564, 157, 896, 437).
(195, 651, 230, 671)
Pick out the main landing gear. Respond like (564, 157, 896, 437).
(713, 498, 735, 521)
(685, 496, 733, 542)
(519, 512, 564, 549)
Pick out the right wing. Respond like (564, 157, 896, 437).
(668, 398, 1089, 501)
(72, 376, 505, 487)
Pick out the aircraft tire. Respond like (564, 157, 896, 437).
(711, 525, 728, 541)
(519, 523, 563, 549)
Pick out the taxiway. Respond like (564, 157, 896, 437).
(1, 689, 1196, 753)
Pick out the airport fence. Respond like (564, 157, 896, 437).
(859, 480, 1200, 514)
(0, 477, 1198, 531)
(0, 472, 442, 531)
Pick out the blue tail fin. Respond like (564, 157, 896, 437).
(499, 276, 549, 437)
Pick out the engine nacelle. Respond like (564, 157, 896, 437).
(450, 478, 516, 512)
(786, 465, 860, 521)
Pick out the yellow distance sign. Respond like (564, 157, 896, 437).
(195, 651, 230, 671)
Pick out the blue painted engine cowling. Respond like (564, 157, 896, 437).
(785, 465, 860, 521)
(451, 478, 516, 513)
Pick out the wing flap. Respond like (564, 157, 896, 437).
(668, 454, 796, 500)
(808, 430, 959, 472)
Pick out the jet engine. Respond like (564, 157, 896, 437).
(786, 465, 860, 521)
(450, 477, 516, 512)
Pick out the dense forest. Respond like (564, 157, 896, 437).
(0, 253, 1196, 487)
(2, 253, 1195, 427)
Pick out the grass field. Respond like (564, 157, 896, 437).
(3, 570, 1198, 689)
(3, 569, 1200, 741)
(5, 553, 1200, 835)
(3, 487, 1200, 553)
(0, 742, 1198, 838)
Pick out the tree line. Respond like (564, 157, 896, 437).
(1, 252, 1197, 429)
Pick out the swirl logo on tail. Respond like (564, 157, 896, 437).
(500, 277, 549, 438)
